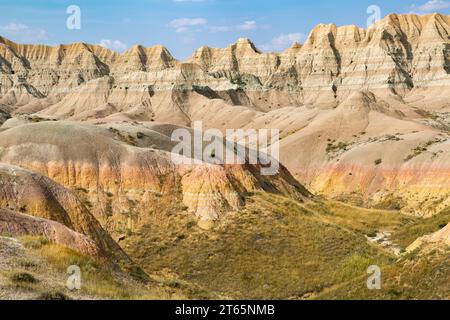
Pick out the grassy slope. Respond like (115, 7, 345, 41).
(316, 206, 450, 299)
(316, 247, 450, 300)
(2, 193, 448, 300)
(0, 236, 175, 300)
(123, 193, 407, 299)
(391, 207, 450, 248)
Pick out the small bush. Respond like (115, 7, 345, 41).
(186, 220, 197, 229)
(20, 236, 49, 250)
(36, 291, 71, 300)
(335, 254, 373, 281)
(76, 187, 89, 193)
(10, 272, 38, 284)
(366, 230, 378, 238)
(136, 132, 145, 139)
(164, 280, 181, 288)
(326, 141, 349, 154)
(16, 258, 38, 269)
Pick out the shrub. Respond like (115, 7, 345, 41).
(10, 272, 38, 284)
(36, 291, 71, 300)
(326, 141, 349, 154)
(136, 132, 145, 139)
(164, 280, 181, 288)
(20, 236, 49, 250)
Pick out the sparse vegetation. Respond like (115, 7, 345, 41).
(36, 291, 71, 300)
(405, 138, 446, 161)
(20, 236, 49, 250)
(9, 272, 38, 284)
(334, 254, 375, 282)
(391, 207, 450, 247)
(16, 237, 172, 300)
(326, 141, 350, 154)
(317, 248, 450, 300)
(136, 132, 145, 139)
(123, 193, 393, 299)
(374, 195, 406, 211)
(108, 127, 138, 146)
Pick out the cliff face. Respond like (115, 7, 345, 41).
(1, 14, 448, 114)
(0, 13, 449, 217)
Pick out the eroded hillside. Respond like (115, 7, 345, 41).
(0, 13, 449, 300)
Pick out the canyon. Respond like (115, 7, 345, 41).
(0, 13, 449, 299)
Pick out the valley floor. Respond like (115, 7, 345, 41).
(2, 194, 447, 300)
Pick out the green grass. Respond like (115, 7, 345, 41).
(36, 291, 72, 300)
(317, 247, 450, 300)
(20, 235, 49, 249)
(18, 236, 171, 300)
(10, 194, 448, 300)
(123, 193, 392, 299)
(9, 272, 39, 284)
(326, 141, 350, 155)
(314, 206, 450, 300)
(37, 243, 152, 299)
(333, 254, 377, 283)
(391, 207, 450, 248)
(313, 200, 410, 237)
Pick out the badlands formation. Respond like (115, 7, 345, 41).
(0, 13, 449, 299)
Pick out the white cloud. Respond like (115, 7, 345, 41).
(260, 33, 305, 52)
(210, 21, 259, 32)
(0, 22, 48, 42)
(419, 0, 450, 11)
(99, 39, 128, 52)
(410, 0, 450, 14)
(169, 18, 208, 33)
(168, 18, 259, 34)
(239, 21, 258, 31)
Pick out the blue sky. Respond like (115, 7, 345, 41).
(0, 0, 449, 59)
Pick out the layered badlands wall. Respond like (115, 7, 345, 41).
(1, 14, 448, 115)
(0, 13, 449, 217)
(0, 121, 309, 225)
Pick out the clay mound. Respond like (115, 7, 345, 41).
(36, 76, 113, 119)
(0, 162, 138, 269)
(336, 91, 403, 118)
(0, 121, 310, 221)
(98, 121, 179, 151)
(428, 222, 450, 246)
(250, 90, 450, 216)
(0, 208, 103, 259)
